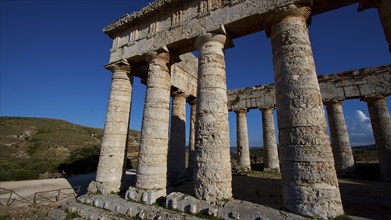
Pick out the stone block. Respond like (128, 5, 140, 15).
(227, 65, 390, 111)
(165, 192, 306, 219)
(125, 186, 166, 205)
(343, 85, 360, 98)
(47, 209, 67, 220)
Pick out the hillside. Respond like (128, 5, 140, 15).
(0, 117, 140, 181)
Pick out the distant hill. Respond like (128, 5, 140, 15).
(0, 117, 140, 181)
(352, 144, 376, 150)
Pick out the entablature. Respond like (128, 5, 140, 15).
(105, 0, 358, 64)
(227, 65, 391, 111)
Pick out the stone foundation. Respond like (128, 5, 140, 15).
(125, 186, 166, 205)
(166, 192, 306, 220)
(49, 193, 308, 220)
(49, 195, 202, 220)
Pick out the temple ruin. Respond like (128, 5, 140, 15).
(65, 0, 390, 219)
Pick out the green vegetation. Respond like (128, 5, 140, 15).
(0, 116, 140, 181)
(249, 147, 264, 159)
(352, 146, 378, 163)
(0, 214, 9, 220)
(231, 147, 263, 163)
(66, 212, 81, 219)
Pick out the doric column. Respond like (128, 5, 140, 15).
(91, 60, 132, 195)
(325, 101, 356, 176)
(168, 91, 187, 184)
(235, 109, 251, 172)
(359, 0, 391, 52)
(260, 108, 279, 171)
(188, 99, 197, 178)
(363, 97, 391, 181)
(265, 4, 344, 219)
(134, 49, 171, 202)
(193, 32, 232, 201)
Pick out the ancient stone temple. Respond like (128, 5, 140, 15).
(84, 0, 391, 219)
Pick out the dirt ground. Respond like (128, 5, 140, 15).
(0, 168, 390, 220)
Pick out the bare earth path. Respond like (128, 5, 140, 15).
(0, 178, 73, 198)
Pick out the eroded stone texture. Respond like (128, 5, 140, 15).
(105, 0, 358, 63)
(168, 91, 187, 183)
(265, 4, 343, 218)
(188, 100, 197, 178)
(227, 65, 391, 111)
(325, 101, 355, 176)
(364, 97, 391, 181)
(136, 50, 171, 195)
(260, 108, 280, 171)
(166, 192, 307, 220)
(93, 60, 132, 195)
(57, 195, 203, 220)
(235, 109, 251, 171)
(193, 32, 232, 201)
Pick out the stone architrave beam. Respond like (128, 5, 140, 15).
(104, 0, 358, 64)
(228, 65, 391, 111)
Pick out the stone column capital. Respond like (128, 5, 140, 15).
(171, 90, 188, 98)
(104, 60, 131, 73)
(194, 32, 227, 49)
(361, 96, 388, 103)
(146, 48, 170, 63)
(259, 107, 274, 113)
(194, 25, 234, 50)
(187, 96, 197, 106)
(264, 4, 312, 37)
(324, 100, 344, 107)
(234, 109, 248, 115)
(145, 48, 172, 76)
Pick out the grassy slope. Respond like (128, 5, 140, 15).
(0, 117, 139, 181)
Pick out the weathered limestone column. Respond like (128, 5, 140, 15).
(90, 60, 132, 195)
(363, 97, 391, 181)
(168, 91, 187, 183)
(188, 100, 197, 178)
(265, 4, 344, 219)
(235, 109, 251, 171)
(193, 32, 232, 201)
(359, 0, 391, 52)
(128, 49, 171, 204)
(325, 101, 356, 176)
(260, 108, 279, 171)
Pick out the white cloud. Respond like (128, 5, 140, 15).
(355, 110, 371, 126)
(347, 110, 375, 146)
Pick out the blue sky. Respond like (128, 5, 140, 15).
(1, 0, 390, 147)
